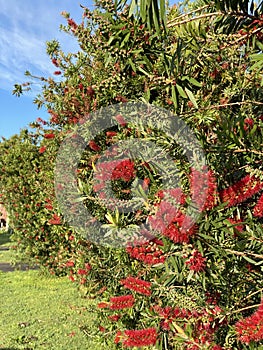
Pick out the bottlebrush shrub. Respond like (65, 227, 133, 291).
(0, 128, 77, 273)
(68, 117, 263, 349)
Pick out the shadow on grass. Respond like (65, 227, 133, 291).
(0, 231, 12, 246)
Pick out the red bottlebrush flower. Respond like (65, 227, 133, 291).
(190, 167, 218, 211)
(253, 193, 263, 217)
(50, 115, 59, 123)
(85, 263, 91, 271)
(209, 68, 219, 79)
(53, 70, 61, 75)
(149, 197, 197, 243)
(77, 268, 88, 275)
(86, 86, 95, 97)
(93, 158, 135, 195)
(109, 295, 135, 310)
(51, 58, 59, 67)
(68, 274, 75, 282)
(156, 187, 186, 205)
(39, 146, 46, 154)
(106, 131, 117, 137)
(112, 159, 136, 182)
(108, 314, 121, 322)
(97, 302, 109, 309)
(244, 118, 254, 131)
(219, 175, 263, 207)
(36, 117, 47, 125)
(148, 200, 179, 233)
(115, 95, 128, 103)
(185, 249, 206, 272)
(235, 298, 263, 344)
(67, 18, 78, 31)
(115, 114, 127, 127)
(205, 291, 221, 305)
(142, 177, 150, 190)
(66, 260, 75, 267)
(153, 305, 184, 330)
(98, 326, 105, 332)
(114, 330, 122, 344)
(88, 140, 101, 152)
(69, 116, 79, 124)
(170, 222, 197, 243)
(44, 133, 55, 139)
(227, 218, 244, 233)
(126, 239, 166, 265)
(48, 214, 61, 225)
(122, 328, 158, 347)
(120, 276, 152, 296)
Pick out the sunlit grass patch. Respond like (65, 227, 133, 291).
(0, 270, 112, 349)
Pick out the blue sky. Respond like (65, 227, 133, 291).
(0, 0, 92, 139)
(0, 0, 177, 139)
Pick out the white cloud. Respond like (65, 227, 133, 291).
(0, 0, 85, 94)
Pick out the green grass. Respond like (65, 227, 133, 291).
(0, 232, 115, 350)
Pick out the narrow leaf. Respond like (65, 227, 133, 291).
(185, 87, 198, 108)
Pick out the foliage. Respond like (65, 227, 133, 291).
(2, 0, 263, 348)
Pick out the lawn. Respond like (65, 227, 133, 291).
(0, 231, 114, 350)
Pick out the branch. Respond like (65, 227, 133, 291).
(233, 149, 263, 156)
(208, 100, 263, 109)
(221, 26, 263, 49)
(168, 9, 259, 29)
(241, 288, 263, 303)
(169, 4, 211, 21)
(181, 100, 263, 115)
(226, 303, 261, 316)
(225, 249, 263, 260)
(168, 12, 222, 28)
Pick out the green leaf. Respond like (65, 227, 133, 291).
(243, 256, 257, 265)
(186, 269, 195, 283)
(176, 83, 187, 98)
(137, 66, 152, 77)
(185, 87, 198, 108)
(128, 58, 136, 72)
(120, 32, 131, 48)
(107, 35, 116, 46)
(171, 85, 178, 109)
(189, 77, 202, 88)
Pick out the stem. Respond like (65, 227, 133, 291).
(226, 303, 261, 316)
(168, 12, 222, 28)
(168, 9, 258, 28)
(242, 288, 263, 302)
(225, 249, 263, 260)
(221, 27, 263, 49)
(169, 4, 211, 22)
(181, 100, 263, 115)
(233, 149, 263, 156)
